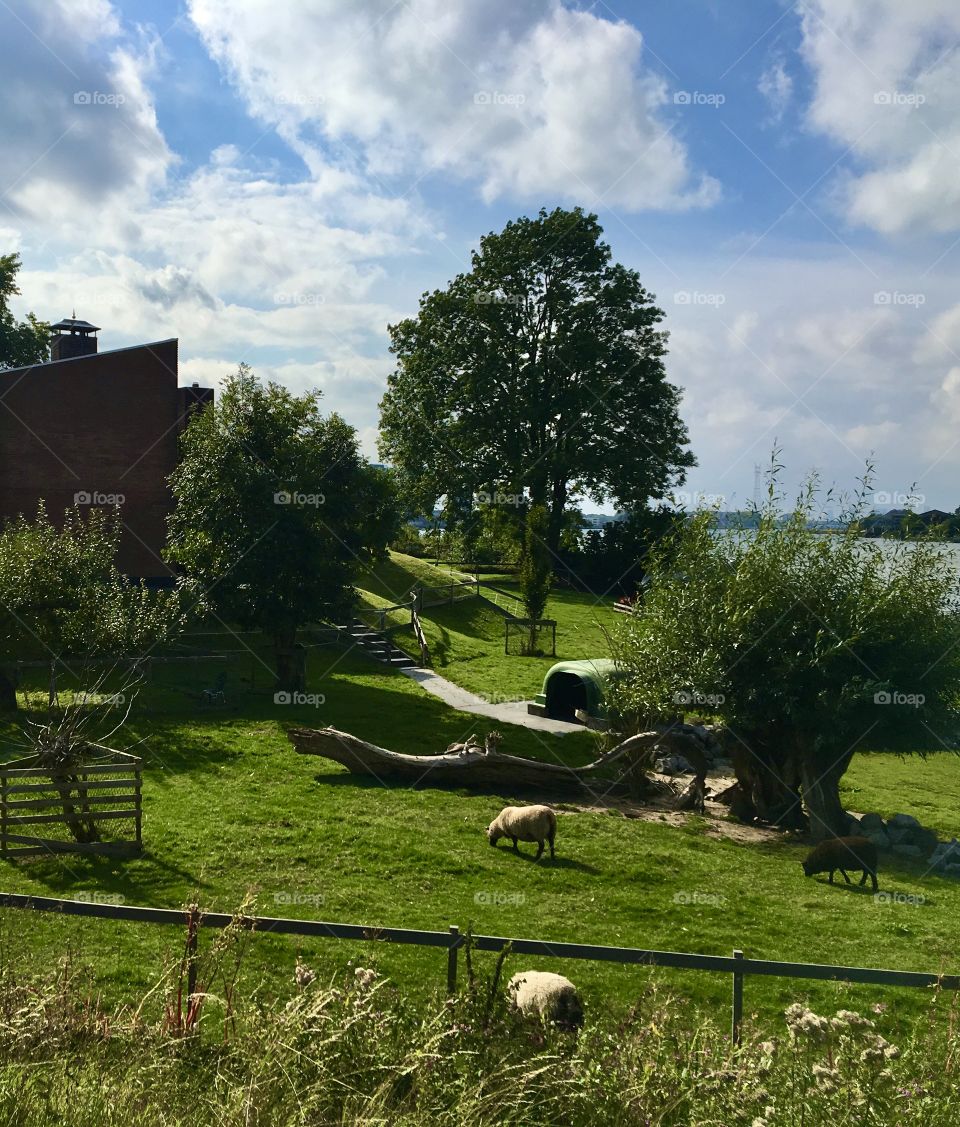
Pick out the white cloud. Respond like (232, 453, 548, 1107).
(799, 0, 960, 232)
(758, 56, 793, 123)
(0, 0, 172, 224)
(187, 0, 718, 212)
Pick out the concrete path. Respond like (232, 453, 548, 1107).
(399, 667, 581, 735)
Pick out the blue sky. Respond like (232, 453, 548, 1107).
(4, 0, 960, 513)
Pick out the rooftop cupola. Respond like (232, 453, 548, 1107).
(49, 315, 100, 361)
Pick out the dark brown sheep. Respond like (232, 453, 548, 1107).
(802, 835, 878, 892)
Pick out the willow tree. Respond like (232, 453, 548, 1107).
(610, 470, 960, 840)
(379, 206, 694, 557)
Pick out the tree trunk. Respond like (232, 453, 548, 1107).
(800, 756, 851, 842)
(0, 666, 18, 712)
(730, 737, 805, 830)
(274, 631, 306, 694)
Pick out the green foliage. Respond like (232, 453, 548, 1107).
(0, 504, 189, 666)
(166, 366, 400, 659)
(612, 465, 960, 836)
(519, 503, 552, 624)
(379, 206, 695, 555)
(0, 253, 49, 369)
(558, 507, 681, 596)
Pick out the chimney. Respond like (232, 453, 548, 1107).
(49, 315, 100, 361)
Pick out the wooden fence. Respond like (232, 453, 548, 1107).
(413, 580, 480, 610)
(1, 892, 957, 1044)
(0, 749, 142, 859)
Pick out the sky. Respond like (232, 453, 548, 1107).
(3, 0, 960, 513)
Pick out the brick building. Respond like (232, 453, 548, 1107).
(0, 318, 212, 578)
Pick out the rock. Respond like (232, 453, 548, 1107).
(859, 813, 886, 834)
(893, 844, 923, 859)
(912, 828, 939, 855)
(866, 831, 891, 851)
(886, 824, 914, 846)
(928, 838, 960, 870)
(655, 755, 693, 776)
(888, 813, 922, 831)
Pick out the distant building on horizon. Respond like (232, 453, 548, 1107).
(0, 317, 213, 579)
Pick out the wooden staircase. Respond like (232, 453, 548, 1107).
(337, 620, 417, 668)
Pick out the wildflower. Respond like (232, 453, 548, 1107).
(833, 1009, 873, 1028)
(354, 967, 377, 989)
(812, 1064, 841, 1094)
(294, 959, 315, 989)
(788, 1008, 830, 1041)
(760, 1039, 778, 1056)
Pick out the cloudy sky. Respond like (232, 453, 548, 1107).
(3, 0, 960, 512)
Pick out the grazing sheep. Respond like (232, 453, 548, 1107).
(802, 835, 878, 892)
(508, 970, 583, 1030)
(487, 805, 557, 860)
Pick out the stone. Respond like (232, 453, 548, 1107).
(888, 813, 922, 831)
(886, 824, 913, 846)
(655, 755, 693, 776)
(893, 844, 923, 859)
(911, 828, 939, 855)
(866, 831, 891, 851)
(859, 813, 886, 834)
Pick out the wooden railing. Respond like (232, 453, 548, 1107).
(411, 608, 431, 667)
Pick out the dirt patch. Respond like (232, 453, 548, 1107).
(555, 774, 789, 846)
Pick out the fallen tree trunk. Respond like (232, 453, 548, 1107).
(288, 726, 693, 793)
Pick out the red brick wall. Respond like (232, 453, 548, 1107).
(0, 339, 182, 578)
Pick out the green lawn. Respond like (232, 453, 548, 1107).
(0, 622, 959, 1040)
(410, 574, 614, 700)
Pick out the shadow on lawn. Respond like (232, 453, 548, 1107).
(489, 848, 600, 874)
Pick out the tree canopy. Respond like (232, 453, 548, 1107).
(379, 206, 694, 558)
(0, 504, 190, 709)
(0, 253, 49, 369)
(166, 366, 401, 689)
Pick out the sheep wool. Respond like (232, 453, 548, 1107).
(486, 804, 557, 859)
(508, 970, 583, 1030)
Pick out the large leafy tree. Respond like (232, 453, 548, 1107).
(166, 366, 400, 691)
(611, 469, 960, 840)
(379, 206, 694, 558)
(0, 253, 49, 369)
(0, 504, 190, 710)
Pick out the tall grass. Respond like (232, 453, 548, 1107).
(0, 923, 957, 1125)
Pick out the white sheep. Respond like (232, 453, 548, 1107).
(486, 804, 557, 860)
(507, 970, 583, 1030)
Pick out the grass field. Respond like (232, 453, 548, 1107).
(0, 555, 958, 1042)
(361, 556, 614, 700)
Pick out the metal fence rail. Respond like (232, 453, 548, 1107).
(2, 892, 957, 1044)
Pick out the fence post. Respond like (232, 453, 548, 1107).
(731, 948, 744, 1046)
(186, 905, 200, 1003)
(447, 925, 460, 994)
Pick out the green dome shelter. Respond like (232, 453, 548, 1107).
(528, 659, 620, 725)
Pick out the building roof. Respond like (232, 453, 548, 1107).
(0, 338, 179, 376)
(50, 318, 101, 333)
